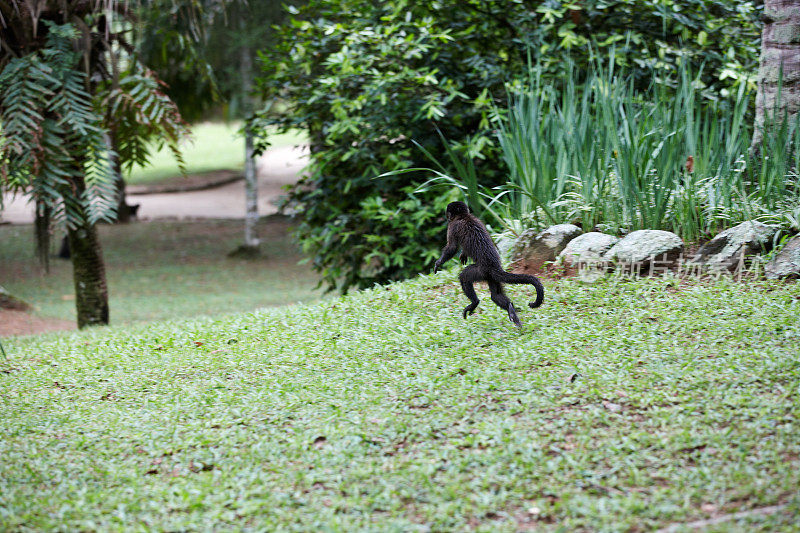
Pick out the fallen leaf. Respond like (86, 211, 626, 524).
(189, 461, 214, 472)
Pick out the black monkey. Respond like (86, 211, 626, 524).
(434, 201, 544, 327)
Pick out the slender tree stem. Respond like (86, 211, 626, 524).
(241, 17, 259, 249)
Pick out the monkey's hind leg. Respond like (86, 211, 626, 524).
(489, 280, 522, 327)
(459, 265, 483, 319)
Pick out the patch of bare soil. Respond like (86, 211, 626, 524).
(0, 309, 75, 338)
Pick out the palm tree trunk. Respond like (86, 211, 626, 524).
(67, 173, 110, 328)
(67, 220, 109, 328)
(752, 0, 800, 147)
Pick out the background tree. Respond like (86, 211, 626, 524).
(138, 0, 291, 255)
(0, 1, 192, 328)
(753, 0, 800, 147)
(253, 0, 762, 293)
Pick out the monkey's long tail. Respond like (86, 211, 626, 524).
(493, 270, 545, 308)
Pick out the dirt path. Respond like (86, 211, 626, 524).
(0, 145, 308, 223)
(0, 310, 75, 338)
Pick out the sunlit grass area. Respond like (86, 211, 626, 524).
(1, 272, 799, 530)
(0, 217, 320, 325)
(125, 122, 307, 185)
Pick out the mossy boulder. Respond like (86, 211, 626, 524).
(559, 232, 620, 265)
(603, 230, 684, 270)
(692, 221, 777, 271)
(510, 224, 582, 273)
(765, 235, 800, 279)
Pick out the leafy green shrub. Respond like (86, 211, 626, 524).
(296, 187, 457, 291)
(254, 0, 761, 292)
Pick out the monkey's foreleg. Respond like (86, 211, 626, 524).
(459, 265, 481, 319)
(434, 243, 459, 273)
(489, 280, 522, 327)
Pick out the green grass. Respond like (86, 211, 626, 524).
(125, 123, 307, 185)
(1, 273, 799, 530)
(0, 217, 320, 324)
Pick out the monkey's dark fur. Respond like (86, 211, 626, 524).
(434, 201, 544, 327)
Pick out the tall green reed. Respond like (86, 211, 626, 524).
(379, 53, 798, 241)
(495, 54, 797, 240)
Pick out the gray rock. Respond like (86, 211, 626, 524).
(0, 285, 31, 312)
(693, 221, 777, 271)
(494, 231, 519, 263)
(510, 224, 582, 272)
(765, 235, 800, 279)
(559, 232, 620, 265)
(604, 230, 684, 269)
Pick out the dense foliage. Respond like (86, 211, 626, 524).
(136, 0, 290, 122)
(254, 0, 762, 292)
(0, 23, 117, 226)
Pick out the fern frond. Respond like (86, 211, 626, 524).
(1, 22, 117, 228)
(101, 66, 190, 174)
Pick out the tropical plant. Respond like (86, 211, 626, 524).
(254, 0, 762, 292)
(419, 55, 799, 242)
(0, 1, 193, 328)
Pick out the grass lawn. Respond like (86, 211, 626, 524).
(0, 217, 320, 325)
(1, 272, 798, 530)
(125, 123, 307, 185)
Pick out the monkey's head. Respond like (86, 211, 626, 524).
(446, 201, 470, 220)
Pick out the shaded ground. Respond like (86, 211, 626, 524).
(0, 216, 321, 338)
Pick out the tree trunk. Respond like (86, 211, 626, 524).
(67, 221, 109, 328)
(114, 170, 139, 224)
(34, 198, 50, 273)
(66, 173, 110, 328)
(752, 0, 800, 147)
(241, 18, 259, 250)
(243, 128, 259, 247)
